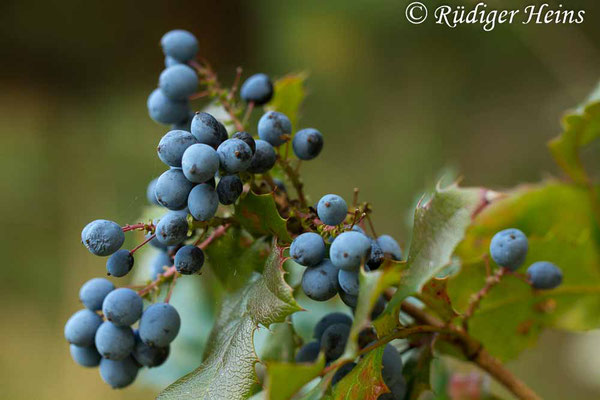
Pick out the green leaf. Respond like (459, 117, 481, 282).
(548, 86, 600, 184)
(158, 243, 302, 400)
(294, 372, 334, 400)
(267, 73, 308, 129)
(331, 347, 389, 400)
(375, 184, 488, 335)
(235, 191, 292, 243)
(417, 278, 458, 322)
(259, 322, 296, 363)
(264, 354, 326, 400)
(447, 181, 600, 361)
(205, 228, 268, 290)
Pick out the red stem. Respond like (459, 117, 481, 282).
(130, 233, 155, 255)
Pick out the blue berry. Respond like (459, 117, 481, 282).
(248, 140, 277, 174)
(217, 121, 229, 143)
(490, 228, 528, 270)
(273, 178, 287, 193)
(367, 238, 384, 270)
(371, 295, 387, 319)
(81, 220, 125, 257)
(338, 269, 359, 296)
(352, 225, 366, 234)
(139, 303, 181, 347)
(171, 110, 194, 132)
(258, 111, 292, 146)
(232, 131, 256, 154)
(106, 249, 134, 277)
(382, 344, 403, 388)
(332, 362, 356, 386)
(378, 378, 407, 400)
(330, 231, 371, 271)
(174, 245, 205, 274)
(157, 130, 198, 168)
(95, 321, 135, 360)
(216, 175, 243, 205)
(64, 309, 103, 347)
(240, 73, 273, 105)
(527, 261, 563, 289)
(70, 344, 101, 367)
(377, 235, 402, 261)
(102, 288, 143, 326)
(295, 341, 320, 363)
(99, 357, 139, 389)
(165, 56, 181, 68)
(313, 313, 352, 343)
(151, 251, 173, 279)
(338, 290, 358, 308)
(320, 323, 350, 362)
(155, 211, 189, 245)
(155, 168, 195, 210)
(217, 138, 253, 174)
(301, 258, 340, 301)
(290, 232, 326, 267)
(181, 143, 220, 183)
(159, 64, 198, 100)
(147, 88, 189, 125)
(147, 232, 168, 250)
(147, 178, 160, 205)
(132, 333, 170, 367)
(79, 278, 114, 311)
(160, 29, 198, 62)
(317, 195, 348, 226)
(191, 112, 222, 149)
(188, 183, 219, 221)
(292, 128, 323, 160)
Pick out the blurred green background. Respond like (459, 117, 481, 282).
(2, 0, 600, 398)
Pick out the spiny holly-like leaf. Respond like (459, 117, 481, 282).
(267, 73, 308, 129)
(332, 347, 389, 400)
(375, 184, 489, 335)
(294, 372, 334, 400)
(235, 191, 292, 243)
(448, 181, 600, 361)
(549, 85, 600, 184)
(259, 321, 296, 363)
(205, 228, 268, 290)
(158, 243, 302, 400)
(417, 278, 458, 322)
(265, 354, 326, 400)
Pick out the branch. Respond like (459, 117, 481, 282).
(278, 158, 307, 208)
(136, 224, 231, 298)
(400, 301, 541, 400)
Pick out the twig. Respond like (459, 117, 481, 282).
(365, 211, 378, 238)
(136, 224, 231, 298)
(278, 158, 307, 208)
(229, 67, 243, 100)
(130, 233, 155, 255)
(242, 101, 254, 126)
(463, 267, 507, 327)
(400, 301, 541, 400)
(164, 272, 178, 303)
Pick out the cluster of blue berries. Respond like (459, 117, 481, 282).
(71, 28, 329, 389)
(64, 279, 180, 388)
(294, 313, 406, 398)
(489, 228, 563, 289)
(291, 193, 402, 309)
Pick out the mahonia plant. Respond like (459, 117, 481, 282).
(64, 29, 600, 400)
